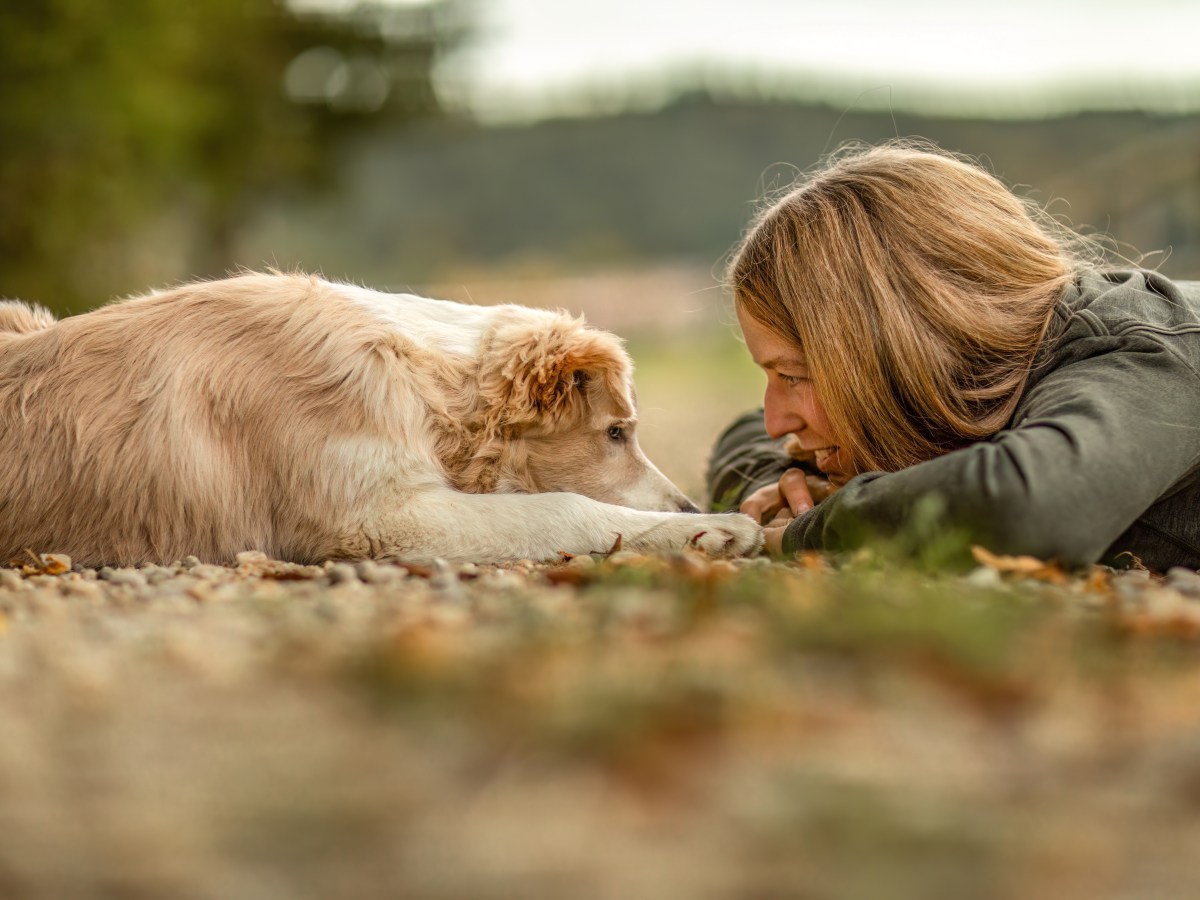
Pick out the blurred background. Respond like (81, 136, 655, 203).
(4, 0, 1200, 493)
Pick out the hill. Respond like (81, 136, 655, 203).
(238, 96, 1200, 285)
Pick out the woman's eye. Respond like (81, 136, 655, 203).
(607, 425, 625, 441)
(778, 373, 806, 386)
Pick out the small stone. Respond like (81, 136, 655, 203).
(1142, 587, 1200, 622)
(141, 565, 175, 585)
(62, 580, 103, 600)
(965, 566, 1003, 588)
(182, 556, 202, 570)
(101, 569, 147, 588)
(1117, 568, 1152, 582)
(480, 571, 525, 590)
(189, 564, 230, 581)
(327, 563, 359, 585)
(0, 570, 22, 591)
(1166, 567, 1200, 597)
(733, 556, 773, 569)
(38, 553, 71, 575)
(355, 560, 406, 584)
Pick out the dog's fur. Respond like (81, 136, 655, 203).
(0, 272, 761, 566)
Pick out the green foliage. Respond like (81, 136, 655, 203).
(0, 0, 466, 313)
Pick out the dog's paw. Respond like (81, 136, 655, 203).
(636, 512, 764, 558)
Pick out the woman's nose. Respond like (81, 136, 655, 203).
(763, 389, 804, 439)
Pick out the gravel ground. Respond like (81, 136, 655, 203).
(3, 549, 1200, 900)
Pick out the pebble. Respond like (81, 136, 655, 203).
(0, 570, 23, 591)
(964, 566, 1003, 588)
(182, 556, 202, 570)
(100, 569, 147, 588)
(326, 563, 359, 586)
(480, 571, 525, 590)
(140, 566, 176, 586)
(354, 560, 406, 585)
(62, 580, 103, 600)
(733, 556, 773, 569)
(1116, 568, 1152, 582)
(1166, 567, 1200, 598)
(189, 564, 231, 581)
(1142, 588, 1200, 622)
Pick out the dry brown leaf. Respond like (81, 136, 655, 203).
(37, 553, 71, 576)
(1083, 566, 1114, 595)
(796, 551, 830, 572)
(397, 563, 436, 579)
(12, 551, 72, 577)
(543, 564, 592, 586)
(970, 545, 1068, 584)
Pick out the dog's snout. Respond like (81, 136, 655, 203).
(677, 498, 702, 514)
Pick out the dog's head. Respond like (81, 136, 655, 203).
(469, 312, 699, 513)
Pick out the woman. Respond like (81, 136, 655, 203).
(708, 141, 1200, 571)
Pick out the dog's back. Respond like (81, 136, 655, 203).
(0, 274, 440, 566)
(0, 300, 56, 336)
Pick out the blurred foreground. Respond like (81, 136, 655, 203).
(3, 550, 1200, 899)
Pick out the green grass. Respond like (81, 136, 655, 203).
(626, 327, 765, 498)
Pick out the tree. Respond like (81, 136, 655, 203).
(0, 0, 469, 313)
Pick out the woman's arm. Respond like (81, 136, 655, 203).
(783, 339, 1200, 567)
(706, 410, 799, 512)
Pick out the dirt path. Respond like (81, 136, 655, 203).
(3, 550, 1200, 900)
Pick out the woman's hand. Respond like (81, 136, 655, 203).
(740, 469, 814, 556)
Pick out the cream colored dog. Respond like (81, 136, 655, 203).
(0, 272, 762, 567)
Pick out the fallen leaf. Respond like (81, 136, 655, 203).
(797, 551, 830, 572)
(12, 551, 72, 577)
(971, 545, 1068, 584)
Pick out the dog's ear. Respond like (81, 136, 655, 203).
(480, 316, 633, 425)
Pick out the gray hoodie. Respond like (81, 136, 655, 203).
(707, 270, 1200, 570)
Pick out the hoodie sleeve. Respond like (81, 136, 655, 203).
(782, 334, 1200, 568)
(706, 410, 804, 512)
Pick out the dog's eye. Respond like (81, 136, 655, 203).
(607, 424, 625, 442)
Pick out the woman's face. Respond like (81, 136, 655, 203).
(737, 306, 854, 484)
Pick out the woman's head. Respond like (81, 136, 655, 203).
(730, 140, 1087, 476)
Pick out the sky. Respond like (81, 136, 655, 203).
(436, 0, 1200, 121)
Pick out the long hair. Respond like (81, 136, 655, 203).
(729, 140, 1096, 473)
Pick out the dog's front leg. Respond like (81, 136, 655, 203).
(363, 489, 763, 564)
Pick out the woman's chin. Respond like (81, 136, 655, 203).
(814, 448, 855, 487)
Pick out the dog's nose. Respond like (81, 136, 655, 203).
(677, 499, 702, 514)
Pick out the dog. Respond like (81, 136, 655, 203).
(0, 272, 762, 567)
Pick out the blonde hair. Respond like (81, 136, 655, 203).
(730, 140, 1094, 474)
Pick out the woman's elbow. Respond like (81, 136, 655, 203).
(974, 503, 1108, 569)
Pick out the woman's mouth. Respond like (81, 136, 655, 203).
(812, 447, 839, 468)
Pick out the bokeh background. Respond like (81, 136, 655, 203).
(4, 0, 1200, 494)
